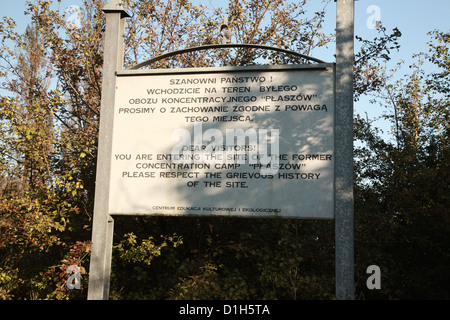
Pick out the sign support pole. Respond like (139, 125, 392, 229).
(334, 0, 355, 299)
(87, 0, 129, 300)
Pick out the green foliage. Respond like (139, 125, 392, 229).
(0, 0, 99, 299)
(109, 231, 182, 299)
(106, 217, 335, 300)
(114, 233, 183, 266)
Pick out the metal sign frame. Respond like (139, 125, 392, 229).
(87, 0, 354, 300)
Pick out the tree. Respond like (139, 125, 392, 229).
(0, 0, 336, 300)
(353, 30, 449, 299)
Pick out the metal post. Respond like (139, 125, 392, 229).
(87, 0, 129, 300)
(335, 0, 355, 299)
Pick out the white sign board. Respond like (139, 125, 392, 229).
(109, 65, 335, 218)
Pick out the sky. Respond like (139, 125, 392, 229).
(2, 0, 449, 137)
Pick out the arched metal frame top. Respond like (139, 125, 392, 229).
(129, 43, 326, 70)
